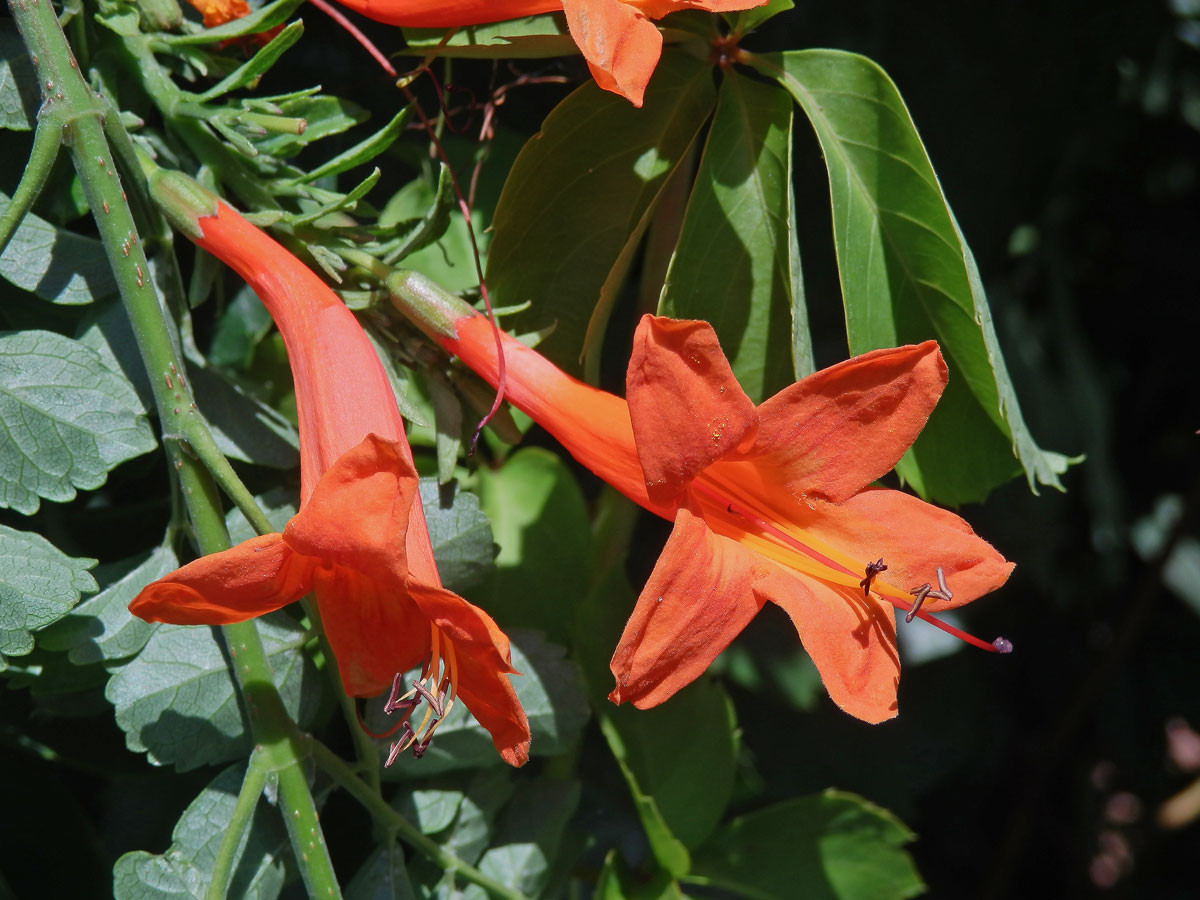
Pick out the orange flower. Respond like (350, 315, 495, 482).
(334, 0, 766, 106)
(130, 182, 530, 765)
(389, 274, 1013, 723)
(185, 0, 250, 28)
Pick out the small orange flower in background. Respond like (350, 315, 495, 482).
(129, 177, 530, 766)
(390, 274, 1013, 724)
(333, 0, 767, 106)
(185, 0, 250, 28)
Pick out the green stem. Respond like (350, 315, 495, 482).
(308, 738, 531, 900)
(9, 4, 337, 896)
(0, 116, 59, 256)
(206, 749, 271, 900)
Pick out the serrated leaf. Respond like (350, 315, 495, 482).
(761, 49, 1071, 503)
(112, 763, 289, 900)
(477, 779, 580, 897)
(1, 25, 38, 130)
(377, 630, 588, 775)
(106, 613, 318, 771)
(37, 546, 175, 665)
(0, 525, 97, 657)
(487, 51, 718, 380)
(0, 191, 117, 304)
(659, 70, 806, 402)
(419, 478, 495, 593)
(401, 14, 576, 59)
(691, 790, 925, 900)
(0, 330, 156, 514)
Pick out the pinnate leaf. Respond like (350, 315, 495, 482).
(0, 330, 156, 514)
(0, 525, 97, 658)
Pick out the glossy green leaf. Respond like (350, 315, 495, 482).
(0, 25, 37, 130)
(419, 477, 496, 594)
(37, 546, 175, 665)
(0, 525, 97, 658)
(735, 0, 794, 32)
(690, 790, 924, 900)
(377, 629, 589, 775)
(401, 14, 576, 59)
(197, 21, 304, 103)
(759, 49, 1072, 503)
(0, 330, 156, 515)
(105, 613, 318, 771)
(113, 763, 289, 900)
(659, 69, 808, 401)
(0, 191, 116, 304)
(488, 51, 718, 379)
(476, 448, 591, 641)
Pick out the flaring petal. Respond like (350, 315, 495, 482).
(129, 535, 312, 625)
(314, 566, 432, 698)
(804, 487, 1014, 611)
(746, 342, 947, 504)
(409, 582, 531, 766)
(562, 0, 662, 107)
(284, 434, 417, 582)
(758, 567, 900, 724)
(609, 505, 764, 707)
(627, 316, 757, 506)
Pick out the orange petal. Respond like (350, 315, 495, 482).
(745, 342, 947, 504)
(284, 434, 418, 582)
(609, 505, 764, 707)
(185, 0, 250, 27)
(409, 582, 531, 766)
(758, 567, 900, 724)
(635, 0, 766, 17)
(627, 316, 757, 506)
(314, 566, 432, 697)
(804, 486, 1014, 610)
(129, 534, 313, 625)
(562, 0, 662, 107)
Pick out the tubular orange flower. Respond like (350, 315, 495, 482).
(130, 178, 530, 765)
(389, 273, 1013, 724)
(333, 0, 766, 107)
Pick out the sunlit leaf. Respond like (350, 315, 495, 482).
(659, 69, 808, 401)
(0, 330, 155, 514)
(0, 525, 97, 658)
(401, 14, 575, 59)
(758, 49, 1072, 503)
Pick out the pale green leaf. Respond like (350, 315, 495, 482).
(0, 525, 97, 658)
(0, 191, 116, 304)
(0, 25, 37, 130)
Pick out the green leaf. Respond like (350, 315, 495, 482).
(383, 163, 455, 264)
(290, 167, 380, 226)
(397, 789, 465, 835)
(208, 284, 274, 370)
(0, 191, 117, 304)
(37, 546, 175, 665)
(0, 25, 37, 130)
(158, 0, 305, 45)
(734, 0, 794, 33)
(419, 477, 496, 594)
(295, 104, 413, 185)
(377, 629, 589, 775)
(0, 330, 156, 515)
(659, 70, 807, 402)
(476, 779, 581, 897)
(476, 448, 591, 642)
(690, 790, 925, 900)
(760, 49, 1070, 503)
(0, 525, 97, 658)
(113, 763, 289, 900)
(105, 613, 318, 771)
(197, 21, 305, 103)
(401, 14, 576, 59)
(595, 851, 687, 900)
(347, 841, 418, 900)
(253, 95, 367, 157)
(487, 51, 718, 379)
